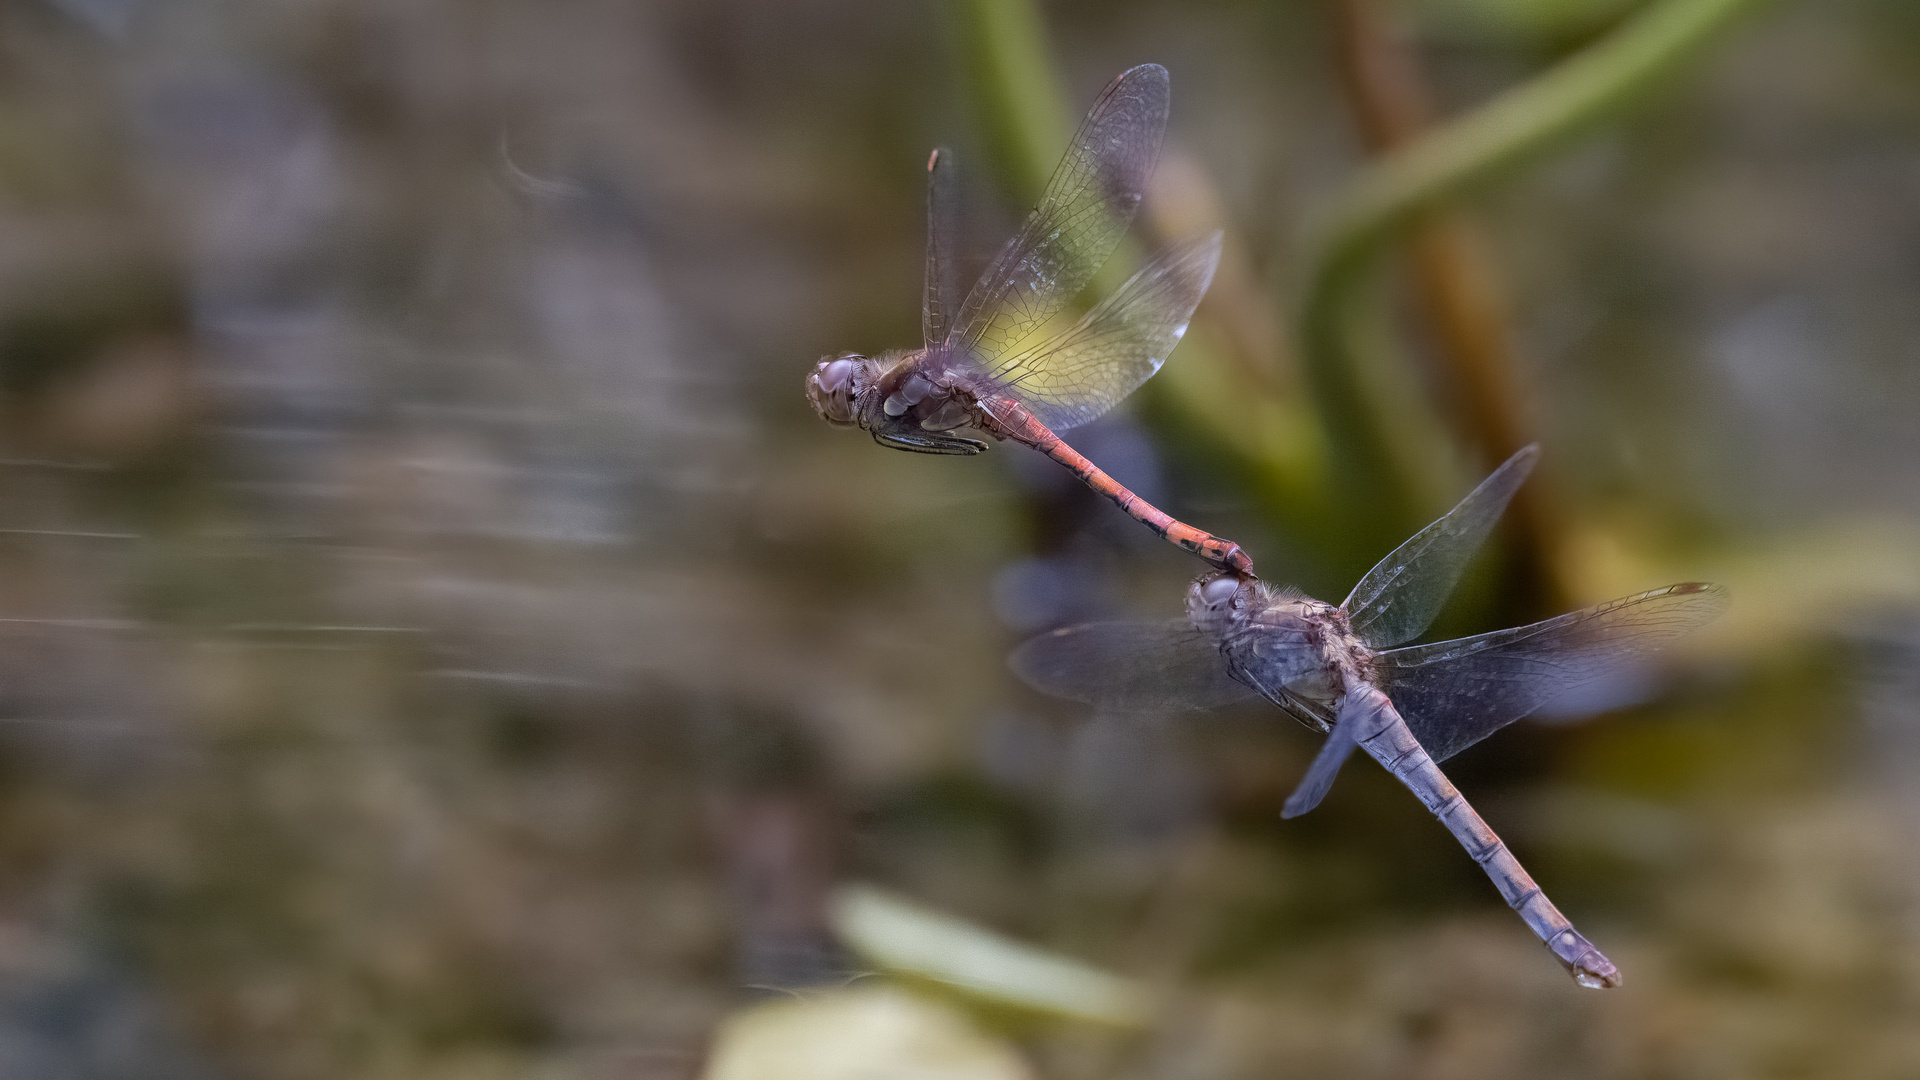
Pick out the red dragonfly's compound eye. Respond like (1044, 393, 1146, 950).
(819, 358, 855, 394)
(808, 357, 863, 424)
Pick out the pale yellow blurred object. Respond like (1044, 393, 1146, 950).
(831, 884, 1152, 1029)
(701, 987, 1033, 1080)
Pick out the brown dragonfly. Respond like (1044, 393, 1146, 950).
(805, 64, 1250, 574)
(1012, 446, 1726, 988)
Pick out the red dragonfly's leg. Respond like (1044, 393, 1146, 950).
(983, 402, 1255, 575)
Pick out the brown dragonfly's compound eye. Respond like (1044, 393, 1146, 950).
(1200, 575, 1239, 607)
(1185, 572, 1247, 634)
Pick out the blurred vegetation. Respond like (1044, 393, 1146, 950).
(0, 0, 1915, 1078)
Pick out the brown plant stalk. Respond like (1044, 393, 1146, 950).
(1331, 0, 1571, 607)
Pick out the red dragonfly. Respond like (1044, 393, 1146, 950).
(805, 64, 1251, 574)
(1013, 446, 1727, 988)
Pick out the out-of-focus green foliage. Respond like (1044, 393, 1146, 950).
(702, 987, 1034, 1080)
(1298, 0, 1770, 545)
(1414, 0, 1650, 42)
(833, 884, 1151, 1028)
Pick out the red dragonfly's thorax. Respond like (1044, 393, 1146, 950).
(804, 349, 990, 455)
(867, 349, 977, 434)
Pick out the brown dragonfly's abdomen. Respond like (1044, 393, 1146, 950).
(978, 397, 1254, 574)
(1346, 684, 1621, 989)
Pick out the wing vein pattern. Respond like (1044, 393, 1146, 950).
(951, 64, 1169, 369)
(1376, 583, 1727, 762)
(991, 232, 1221, 431)
(923, 147, 958, 351)
(1008, 619, 1254, 712)
(1343, 445, 1539, 650)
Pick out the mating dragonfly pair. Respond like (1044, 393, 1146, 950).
(806, 65, 1723, 989)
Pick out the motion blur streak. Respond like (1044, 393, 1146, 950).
(0, 0, 1915, 1077)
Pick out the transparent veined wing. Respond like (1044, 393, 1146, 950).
(923, 147, 959, 351)
(1009, 619, 1255, 712)
(989, 232, 1221, 432)
(1281, 705, 1360, 819)
(1342, 444, 1538, 649)
(951, 64, 1168, 366)
(1375, 582, 1727, 763)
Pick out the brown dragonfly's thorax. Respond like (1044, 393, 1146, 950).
(1187, 572, 1375, 710)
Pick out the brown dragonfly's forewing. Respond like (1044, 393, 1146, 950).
(1376, 582, 1728, 763)
(1008, 618, 1255, 713)
(950, 64, 1169, 366)
(1342, 444, 1538, 650)
(986, 232, 1221, 433)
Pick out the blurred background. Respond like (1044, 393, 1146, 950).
(0, 0, 1917, 1076)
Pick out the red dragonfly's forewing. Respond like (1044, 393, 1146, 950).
(988, 232, 1221, 432)
(950, 64, 1169, 367)
(923, 147, 959, 352)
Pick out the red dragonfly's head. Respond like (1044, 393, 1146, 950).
(805, 351, 987, 455)
(805, 353, 879, 426)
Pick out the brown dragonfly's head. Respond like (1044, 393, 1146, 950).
(1189, 571, 1354, 704)
(805, 351, 987, 455)
(1186, 571, 1260, 636)
(1187, 570, 1332, 628)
